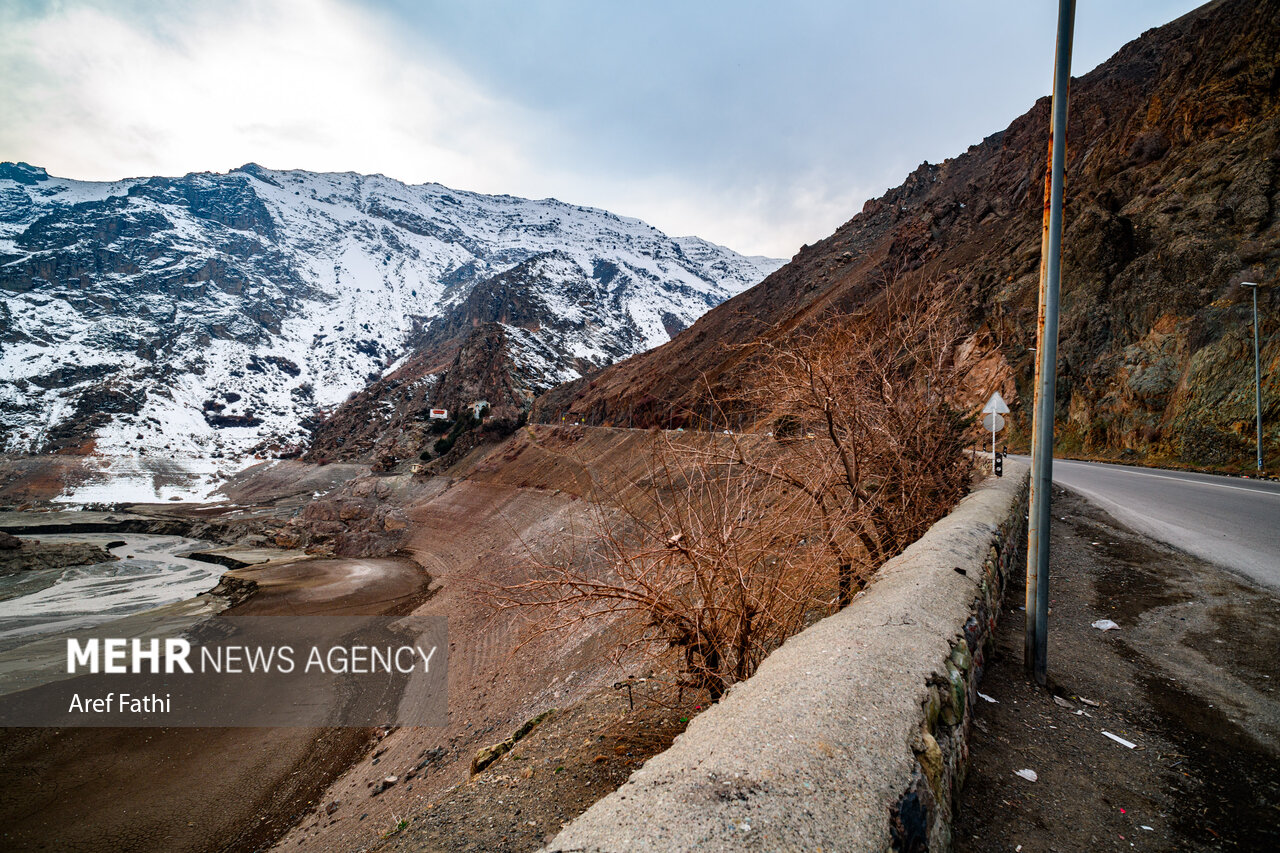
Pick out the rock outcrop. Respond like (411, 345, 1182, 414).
(534, 0, 1279, 471)
(0, 534, 117, 574)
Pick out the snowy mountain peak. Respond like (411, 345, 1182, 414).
(0, 164, 782, 500)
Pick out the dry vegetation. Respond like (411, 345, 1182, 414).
(495, 281, 974, 700)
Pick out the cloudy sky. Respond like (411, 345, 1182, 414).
(1, 0, 1202, 257)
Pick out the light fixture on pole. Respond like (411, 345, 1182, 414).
(1242, 281, 1262, 472)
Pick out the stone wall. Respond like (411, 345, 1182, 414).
(543, 460, 1030, 852)
(893, 463, 1029, 851)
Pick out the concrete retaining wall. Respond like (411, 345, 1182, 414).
(544, 461, 1029, 852)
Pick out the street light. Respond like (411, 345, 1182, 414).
(1242, 282, 1262, 472)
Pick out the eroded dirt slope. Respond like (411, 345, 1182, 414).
(270, 426, 690, 852)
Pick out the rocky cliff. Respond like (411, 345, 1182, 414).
(534, 0, 1279, 471)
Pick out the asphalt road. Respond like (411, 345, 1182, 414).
(1016, 456, 1280, 591)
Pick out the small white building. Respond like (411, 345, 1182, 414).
(470, 400, 489, 419)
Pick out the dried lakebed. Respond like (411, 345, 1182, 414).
(0, 513, 435, 853)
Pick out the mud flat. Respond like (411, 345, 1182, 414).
(0, 553, 431, 853)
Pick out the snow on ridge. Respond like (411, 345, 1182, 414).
(0, 163, 783, 500)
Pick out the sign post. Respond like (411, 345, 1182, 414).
(982, 392, 1010, 474)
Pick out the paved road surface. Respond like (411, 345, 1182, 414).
(1016, 456, 1280, 591)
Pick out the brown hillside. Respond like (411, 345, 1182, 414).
(534, 0, 1280, 470)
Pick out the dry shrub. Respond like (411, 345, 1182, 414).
(725, 277, 974, 600)
(493, 440, 839, 700)
(495, 279, 973, 699)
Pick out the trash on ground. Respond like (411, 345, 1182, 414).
(1092, 619, 1121, 631)
(1079, 696, 1100, 707)
(1074, 709, 1092, 718)
(1102, 731, 1137, 749)
(1014, 768, 1038, 782)
(1052, 695, 1074, 708)
(1141, 826, 1154, 831)
(978, 692, 998, 703)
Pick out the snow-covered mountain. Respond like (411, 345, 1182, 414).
(0, 162, 781, 499)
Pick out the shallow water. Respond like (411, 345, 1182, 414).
(0, 533, 224, 649)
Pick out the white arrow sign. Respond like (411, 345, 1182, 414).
(983, 391, 1010, 415)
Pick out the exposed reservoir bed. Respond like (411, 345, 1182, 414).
(0, 535, 433, 853)
(0, 533, 224, 651)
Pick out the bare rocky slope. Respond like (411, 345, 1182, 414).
(533, 0, 1279, 471)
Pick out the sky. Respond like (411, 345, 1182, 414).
(0, 0, 1205, 258)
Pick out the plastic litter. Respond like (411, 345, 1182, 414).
(978, 692, 998, 703)
(1014, 768, 1038, 782)
(1092, 619, 1121, 631)
(1102, 731, 1137, 748)
(1141, 826, 1154, 831)
(1079, 697, 1100, 707)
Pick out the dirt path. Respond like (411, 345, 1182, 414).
(954, 487, 1280, 852)
(0, 555, 429, 853)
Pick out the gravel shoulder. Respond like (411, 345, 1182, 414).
(954, 486, 1280, 852)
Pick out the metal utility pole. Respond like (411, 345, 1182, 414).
(1243, 282, 1262, 472)
(1026, 0, 1076, 685)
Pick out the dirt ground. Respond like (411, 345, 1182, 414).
(954, 487, 1280, 852)
(268, 480, 670, 852)
(361, 681, 698, 853)
(1, 430, 682, 853)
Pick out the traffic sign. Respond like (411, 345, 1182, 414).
(983, 391, 1010, 415)
(982, 412, 1005, 433)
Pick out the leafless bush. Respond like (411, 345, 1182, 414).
(492, 439, 840, 699)
(494, 278, 972, 698)
(721, 277, 974, 601)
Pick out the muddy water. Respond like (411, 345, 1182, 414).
(0, 533, 223, 651)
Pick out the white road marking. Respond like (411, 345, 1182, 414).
(1054, 461, 1280, 499)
